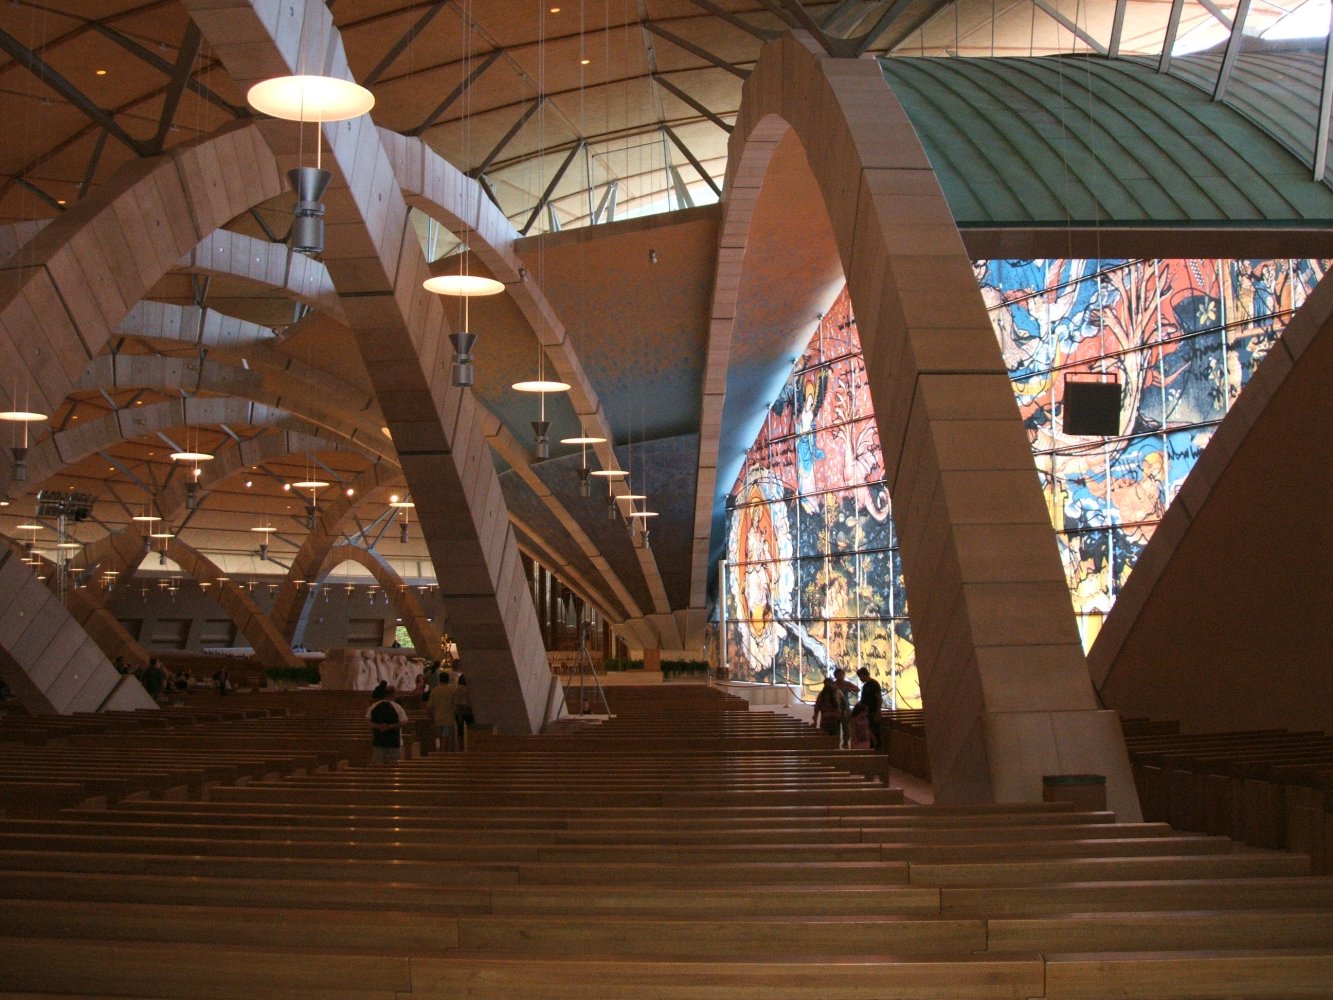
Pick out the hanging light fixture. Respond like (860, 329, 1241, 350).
(251, 523, 276, 561)
(389, 494, 414, 543)
(149, 525, 174, 567)
(132, 501, 161, 551)
(170, 426, 214, 509)
(629, 508, 658, 549)
(293, 479, 329, 529)
(16, 521, 42, 563)
(420, 7, 505, 386)
(425, 260, 505, 387)
(292, 451, 330, 530)
(513, 346, 569, 459)
(592, 468, 627, 520)
(561, 433, 607, 497)
(247, 75, 374, 255)
(2, 391, 47, 482)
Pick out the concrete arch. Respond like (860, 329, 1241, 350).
(301, 544, 443, 661)
(0, 536, 149, 671)
(270, 460, 405, 643)
(1089, 262, 1333, 734)
(0, 547, 153, 715)
(112, 302, 383, 427)
(176, 229, 344, 323)
(0, 123, 283, 419)
(120, 287, 641, 628)
(83, 427, 376, 591)
(383, 133, 677, 642)
(190, 0, 558, 737)
(13, 398, 324, 494)
(697, 32, 1137, 816)
(77, 354, 389, 460)
(64, 588, 149, 671)
(119, 300, 278, 351)
(157, 537, 304, 670)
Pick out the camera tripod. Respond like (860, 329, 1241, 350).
(567, 618, 610, 718)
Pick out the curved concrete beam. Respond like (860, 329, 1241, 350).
(479, 411, 635, 622)
(0, 124, 283, 419)
(699, 32, 1138, 817)
(115, 301, 384, 426)
(15, 397, 323, 493)
(119, 300, 278, 351)
(382, 133, 675, 632)
(83, 427, 370, 590)
(269, 460, 404, 643)
(299, 543, 443, 660)
(0, 219, 50, 264)
(176, 229, 344, 323)
(188, 0, 554, 736)
(1, 536, 148, 669)
(77, 354, 389, 460)
(0, 547, 152, 715)
(508, 512, 624, 628)
(161, 536, 304, 670)
(65, 587, 151, 669)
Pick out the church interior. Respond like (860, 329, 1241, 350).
(0, 0, 1330, 995)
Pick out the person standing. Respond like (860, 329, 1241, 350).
(451, 673, 474, 752)
(811, 677, 847, 741)
(851, 667, 884, 751)
(430, 671, 456, 752)
(832, 668, 859, 749)
(366, 685, 409, 763)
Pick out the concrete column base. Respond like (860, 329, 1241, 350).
(982, 708, 1142, 822)
(98, 674, 158, 712)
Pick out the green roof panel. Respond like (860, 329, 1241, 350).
(877, 54, 1333, 228)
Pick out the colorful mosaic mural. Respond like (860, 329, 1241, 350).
(981, 257, 1329, 647)
(721, 288, 918, 707)
(722, 259, 1325, 694)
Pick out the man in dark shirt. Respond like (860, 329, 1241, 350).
(366, 686, 409, 763)
(852, 666, 884, 751)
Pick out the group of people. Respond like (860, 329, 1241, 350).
(366, 662, 474, 763)
(113, 657, 199, 701)
(811, 666, 883, 750)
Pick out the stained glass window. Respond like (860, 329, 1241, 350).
(721, 258, 1326, 698)
(721, 288, 918, 708)
(979, 257, 1329, 648)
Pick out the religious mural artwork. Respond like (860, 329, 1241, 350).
(722, 259, 1325, 698)
(979, 257, 1328, 647)
(722, 288, 919, 708)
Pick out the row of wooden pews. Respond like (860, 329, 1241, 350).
(0, 684, 1330, 997)
(883, 708, 930, 779)
(1125, 723, 1333, 874)
(0, 690, 422, 817)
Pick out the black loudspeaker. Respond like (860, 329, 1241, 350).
(1063, 377, 1122, 436)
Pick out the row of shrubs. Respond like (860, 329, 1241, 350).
(259, 661, 711, 684)
(662, 660, 710, 678)
(601, 658, 711, 677)
(263, 665, 323, 686)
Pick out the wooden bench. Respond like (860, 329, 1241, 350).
(4, 685, 1331, 999)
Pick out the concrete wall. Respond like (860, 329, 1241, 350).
(107, 580, 449, 656)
